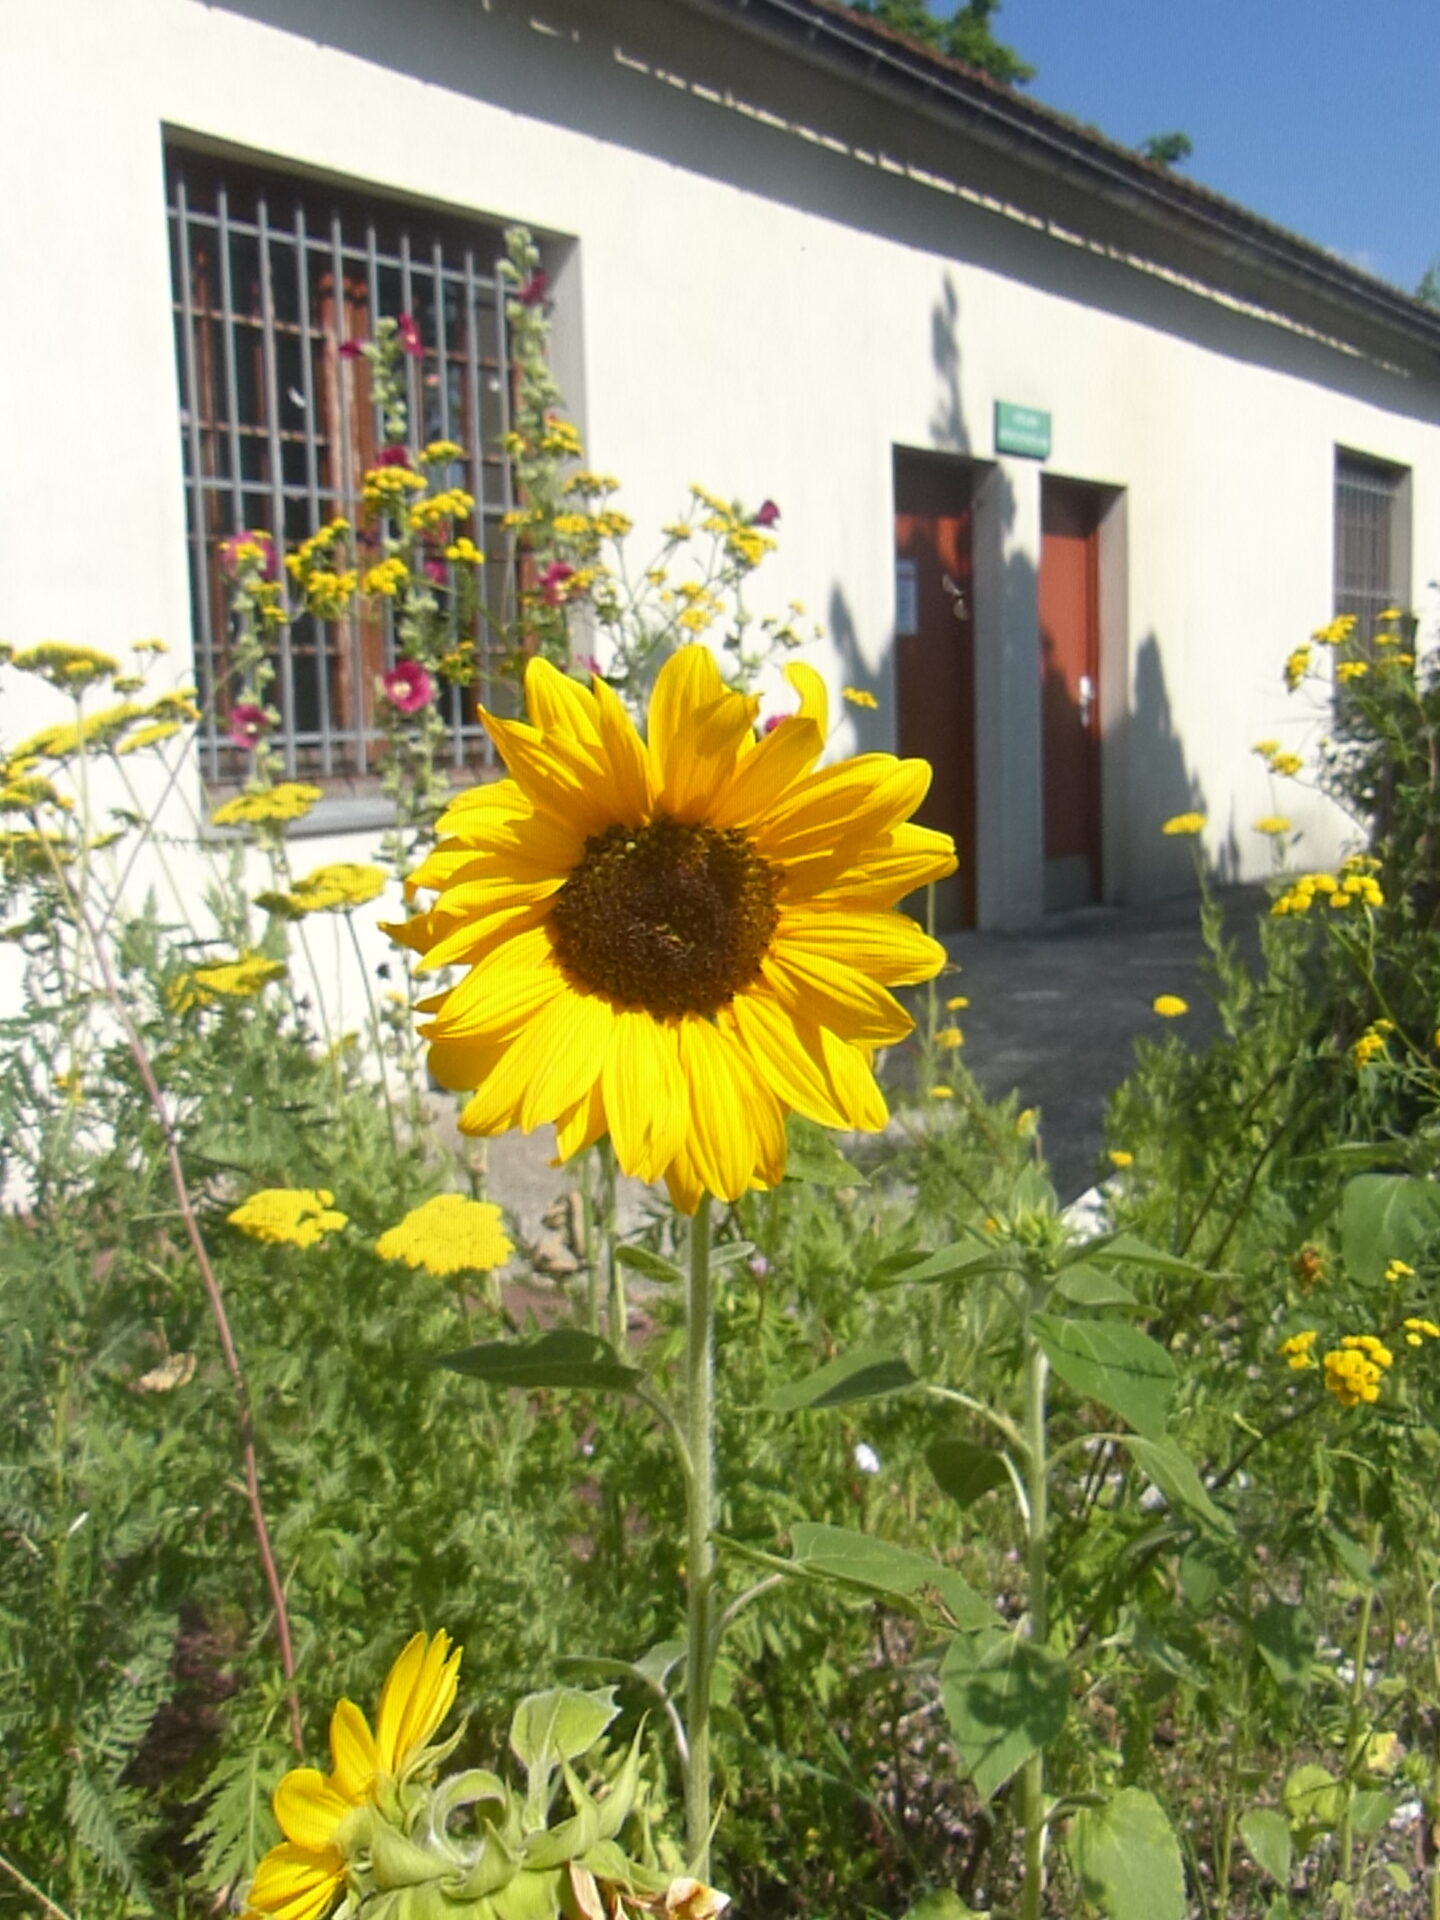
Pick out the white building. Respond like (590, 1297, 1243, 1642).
(3, 0, 1438, 937)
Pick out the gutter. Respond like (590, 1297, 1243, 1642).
(675, 0, 1440, 368)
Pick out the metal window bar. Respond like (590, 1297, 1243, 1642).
(166, 156, 513, 788)
(1334, 456, 1401, 641)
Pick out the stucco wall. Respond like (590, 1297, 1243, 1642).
(2, 0, 1437, 961)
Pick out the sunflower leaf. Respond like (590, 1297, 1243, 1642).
(763, 1347, 917, 1412)
(614, 1245, 684, 1284)
(783, 1115, 867, 1187)
(438, 1331, 642, 1393)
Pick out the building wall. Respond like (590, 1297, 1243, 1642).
(2, 0, 1438, 953)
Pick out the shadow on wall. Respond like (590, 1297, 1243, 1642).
(930, 273, 969, 455)
(1123, 633, 1208, 899)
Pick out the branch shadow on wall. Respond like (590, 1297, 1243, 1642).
(1122, 632, 1210, 897)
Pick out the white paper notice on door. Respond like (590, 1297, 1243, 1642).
(895, 557, 918, 637)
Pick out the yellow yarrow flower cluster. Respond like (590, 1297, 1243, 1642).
(935, 1025, 964, 1049)
(1323, 1334, 1393, 1408)
(445, 537, 485, 566)
(9, 641, 120, 689)
(1153, 995, 1189, 1018)
(1336, 659, 1370, 684)
(1253, 815, 1292, 837)
(1278, 1329, 1318, 1370)
(409, 488, 475, 533)
(1385, 1258, 1416, 1283)
(1108, 1148, 1135, 1169)
(563, 471, 621, 497)
(1352, 1021, 1392, 1068)
(843, 687, 879, 710)
(227, 1187, 348, 1248)
(1161, 811, 1206, 836)
(1311, 614, 1358, 647)
(540, 414, 584, 458)
(420, 439, 464, 465)
(210, 783, 324, 828)
(361, 465, 426, 510)
(0, 773, 68, 814)
(361, 558, 410, 599)
(260, 863, 388, 917)
(374, 1194, 514, 1275)
(1284, 645, 1312, 690)
(245, 1630, 460, 1920)
(116, 720, 185, 756)
(1404, 1317, 1440, 1348)
(552, 513, 593, 539)
(172, 953, 287, 1010)
(1272, 861, 1384, 918)
(689, 485, 777, 569)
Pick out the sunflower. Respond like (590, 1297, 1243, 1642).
(245, 1630, 461, 1920)
(391, 647, 954, 1212)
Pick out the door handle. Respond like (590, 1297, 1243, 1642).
(1078, 674, 1095, 725)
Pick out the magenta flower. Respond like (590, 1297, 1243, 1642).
(517, 270, 549, 309)
(539, 560, 576, 607)
(217, 530, 277, 581)
(423, 558, 447, 586)
(397, 314, 423, 358)
(761, 712, 786, 735)
(575, 653, 602, 677)
(226, 703, 270, 749)
(338, 338, 365, 361)
(381, 660, 436, 714)
(374, 444, 414, 468)
(752, 500, 780, 529)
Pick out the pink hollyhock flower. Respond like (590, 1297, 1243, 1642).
(218, 530, 277, 580)
(338, 338, 365, 360)
(539, 560, 576, 607)
(374, 444, 414, 468)
(761, 712, 786, 735)
(517, 270, 549, 309)
(575, 654, 602, 677)
(423, 558, 447, 585)
(752, 499, 780, 529)
(397, 314, 423, 358)
(226, 703, 270, 749)
(381, 660, 436, 714)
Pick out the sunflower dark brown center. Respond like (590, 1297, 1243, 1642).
(549, 815, 779, 1017)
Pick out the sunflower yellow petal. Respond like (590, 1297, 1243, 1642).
(426, 1035, 507, 1094)
(481, 714, 624, 838)
(706, 712, 824, 831)
(793, 821, 958, 906)
(725, 993, 849, 1129)
(663, 1138, 706, 1215)
(328, 1700, 377, 1803)
(517, 989, 616, 1131)
(602, 1011, 688, 1182)
(676, 1018, 756, 1202)
(590, 670, 654, 825)
(415, 897, 553, 974)
(424, 929, 566, 1039)
(648, 647, 759, 821)
(777, 909, 947, 985)
(273, 1770, 352, 1852)
(247, 1841, 345, 1920)
(552, 1077, 608, 1163)
(757, 756, 931, 862)
(760, 948, 914, 1044)
(818, 1025, 889, 1131)
(374, 1631, 460, 1776)
(523, 656, 604, 749)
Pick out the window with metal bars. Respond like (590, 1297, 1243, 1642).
(1334, 447, 1411, 645)
(166, 146, 521, 790)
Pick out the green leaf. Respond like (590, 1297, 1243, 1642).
(1013, 1165, 1059, 1214)
(783, 1114, 866, 1187)
(1066, 1788, 1186, 1920)
(510, 1687, 617, 1775)
(614, 1243, 684, 1284)
(874, 1238, 1020, 1288)
(1349, 1789, 1394, 1836)
(1283, 1764, 1341, 1830)
(1031, 1314, 1176, 1438)
(1053, 1264, 1139, 1309)
(1082, 1233, 1209, 1281)
(1253, 1602, 1313, 1696)
(941, 1630, 1070, 1800)
(1339, 1172, 1440, 1284)
(1124, 1614, 1206, 1686)
(902, 1896, 983, 1920)
(764, 1347, 917, 1412)
(788, 1521, 996, 1629)
(1120, 1436, 1231, 1532)
(439, 1331, 641, 1393)
(1179, 1539, 1243, 1614)
(927, 1438, 1012, 1509)
(1239, 1808, 1292, 1886)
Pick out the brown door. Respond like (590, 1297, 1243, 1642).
(1039, 479, 1102, 910)
(893, 452, 976, 929)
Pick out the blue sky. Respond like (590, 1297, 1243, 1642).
(988, 0, 1440, 295)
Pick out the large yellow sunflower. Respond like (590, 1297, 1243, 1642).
(246, 1630, 461, 1920)
(391, 647, 955, 1212)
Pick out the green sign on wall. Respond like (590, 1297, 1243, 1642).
(995, 400, 1051, 460)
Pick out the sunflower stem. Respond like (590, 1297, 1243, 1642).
(684, 1192, 716, 1877)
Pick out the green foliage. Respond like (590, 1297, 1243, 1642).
(844, 0, 1034, 88)
(1138, 130, 1194, 169)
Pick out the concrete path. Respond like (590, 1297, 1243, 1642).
(447, 885, 1264, 1248)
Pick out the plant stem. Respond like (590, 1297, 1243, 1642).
(599, 1140, 625, 1350)
(684, 1193, 716, 1877)
(53, 859, 304, 1752)
(1339, 1521, 1384, 1886)
(0, 1848, 78, 1920)
(1020, 1303, 1050, 1920)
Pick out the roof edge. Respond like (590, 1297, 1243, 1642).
(676, 0, 1440, 366)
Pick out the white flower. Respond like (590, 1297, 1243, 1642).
(853, 1442, 881, 1475)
